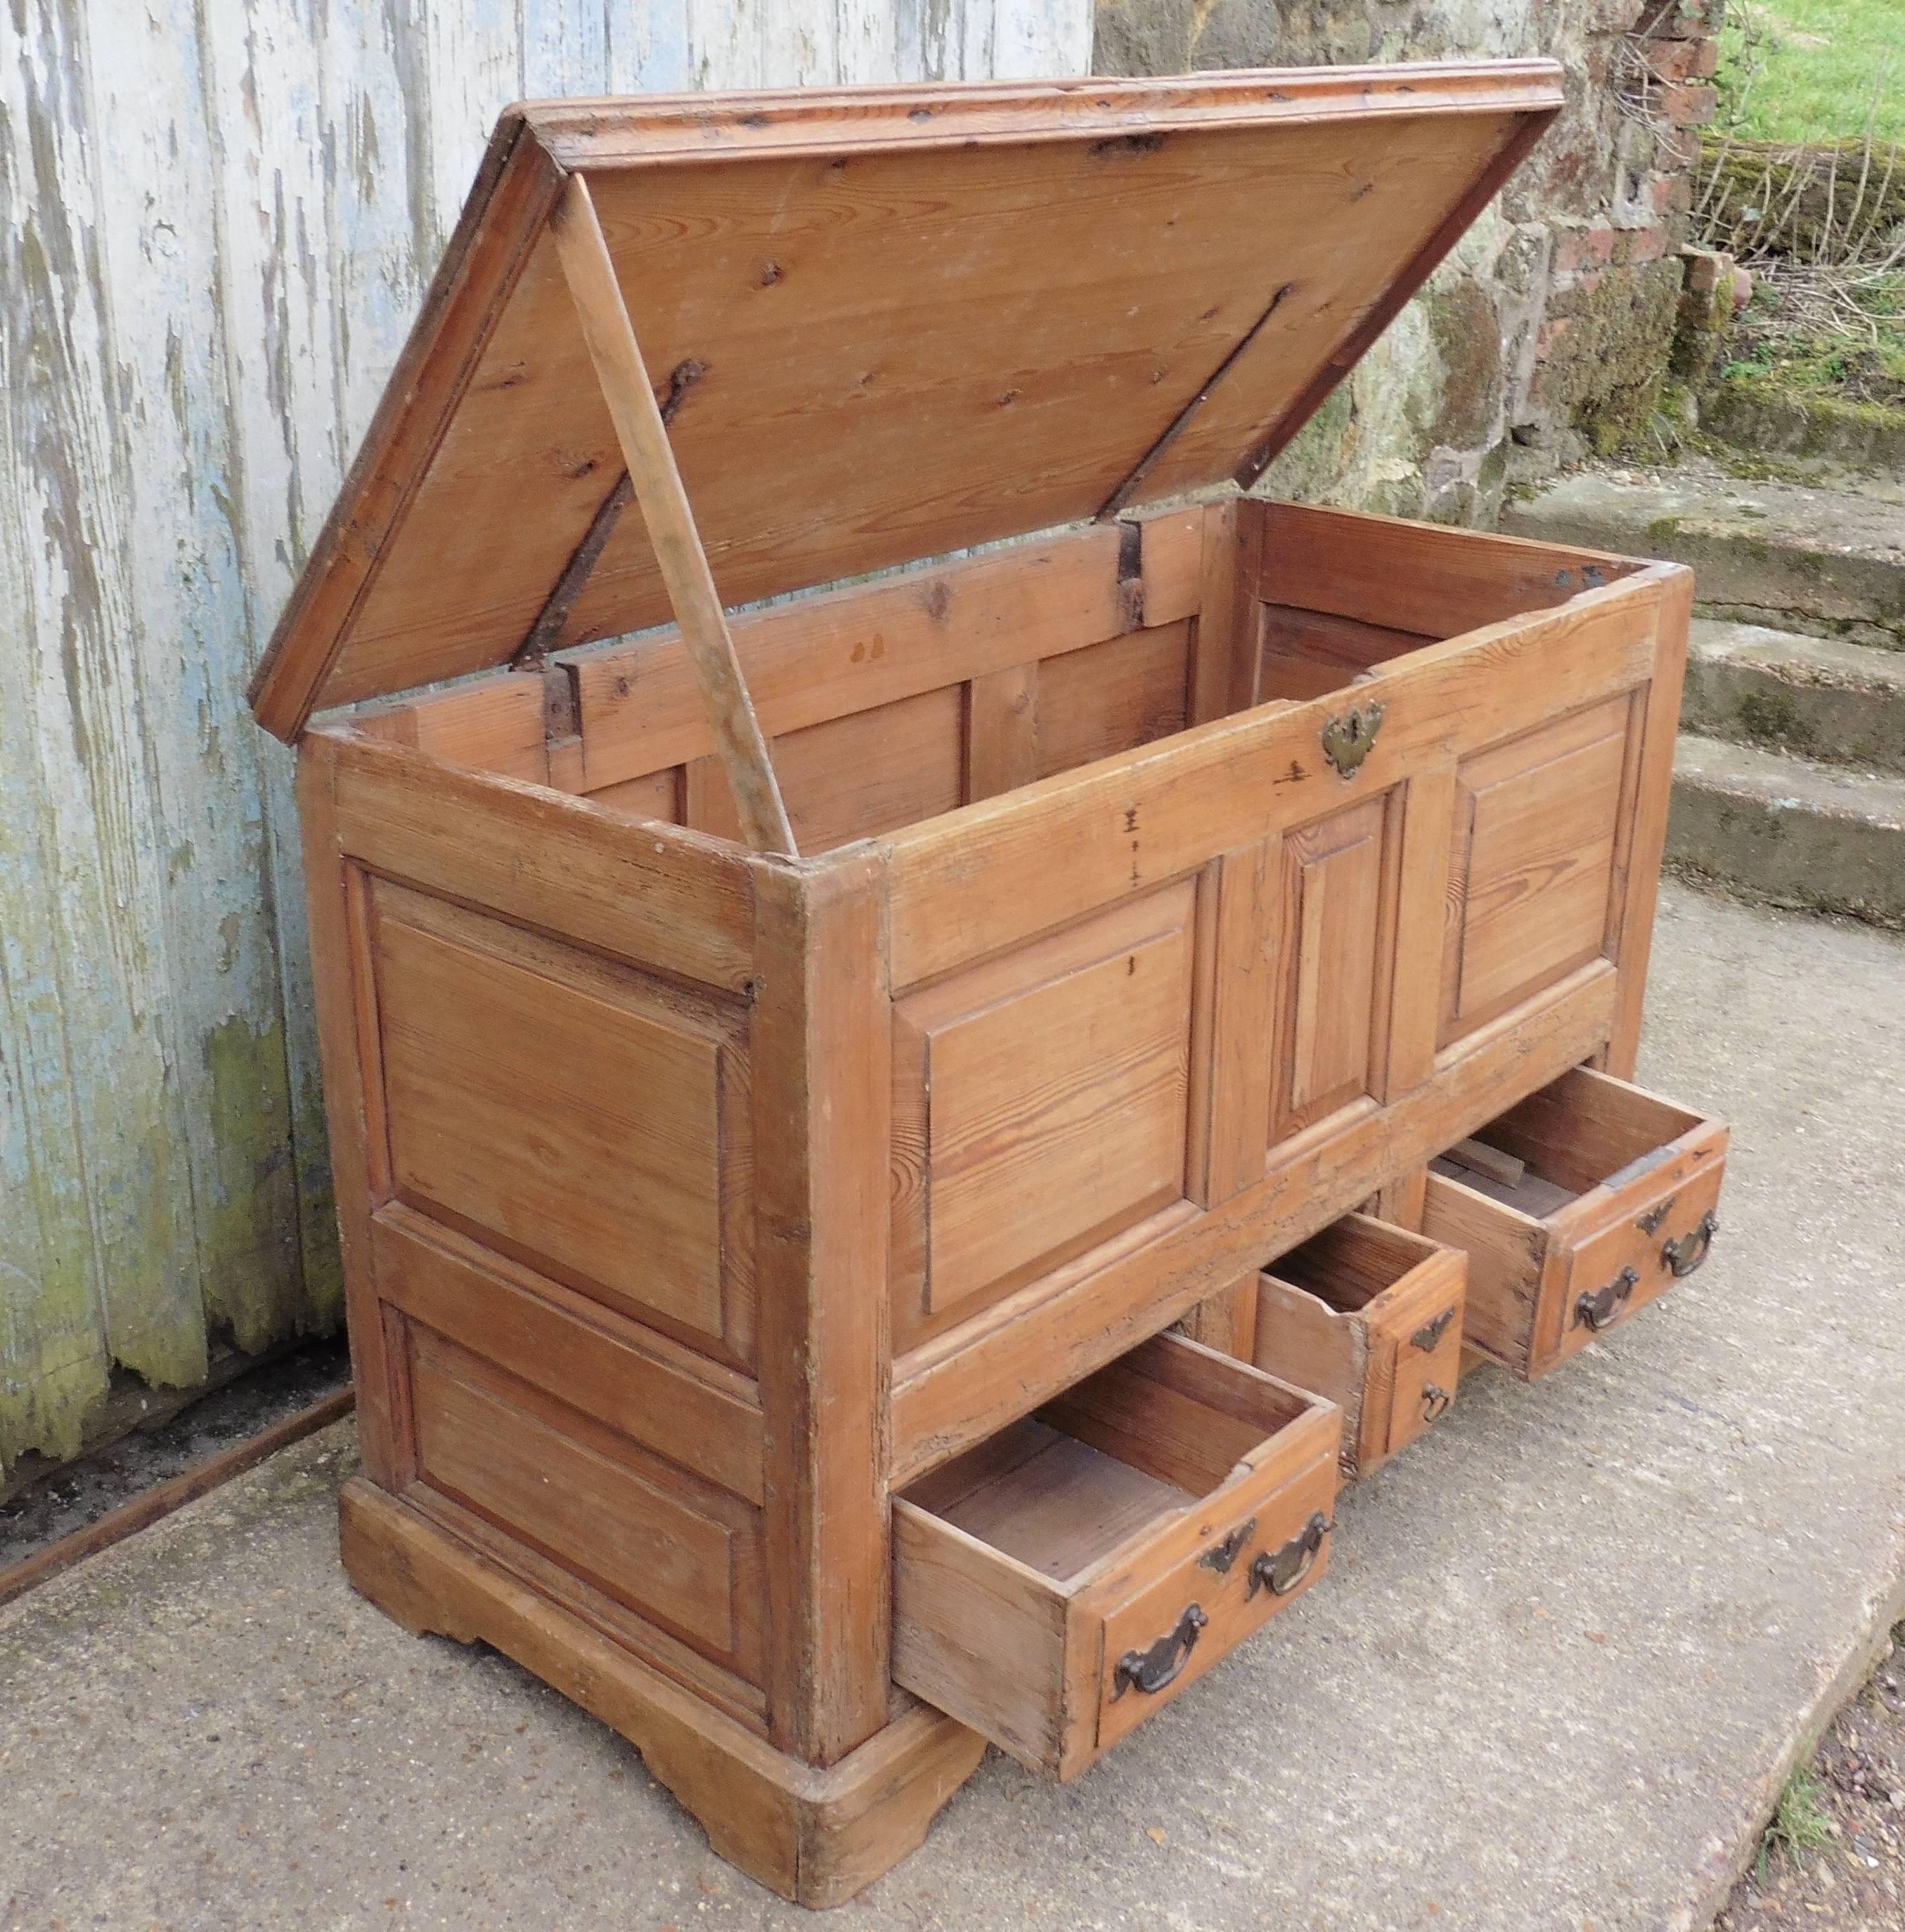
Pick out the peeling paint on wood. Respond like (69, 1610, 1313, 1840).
(0, 0, 1088, 1474)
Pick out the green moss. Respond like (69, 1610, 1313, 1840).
(1421, 277, 1502, 449)
(1648, 515, 1686, 541)
(1539, 259, 1687, 458)
(1736, 685, 1816, 750)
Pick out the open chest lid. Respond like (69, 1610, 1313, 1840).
(250, 63, 1563, 742)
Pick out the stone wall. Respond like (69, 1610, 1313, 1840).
(1096, 0, 1724, 523)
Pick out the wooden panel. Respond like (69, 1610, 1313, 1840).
(295, 754, 399, 1484)
(892, 882, 1199, 1346)
(1484, 1064, 1705, 1196)
(323, 726, 756, 993)
(1199, 837, 1278, 1204)
(408, 1325, 764, 1680)
(966, 664, 1041, 803)
(368, 882, 752, 1363)
(1036, 622, 1192, 780)
(782, 688, 965, 851)
(370, 1205, 764, 1505)
(590, 766, 683, 821)
(1257, 603, 1433, 671)
(891, 1500, 1079, 1775)
(265, 74, 1560, 721)
(355, 671, 550, 784)
(1270, 796, 1392, 1142)
(567, 526, 1128, 792)
(1258, 501, 1642, 640)
(1443, 695, 1632, 1043)
(1253, 1275, 1368, 1460)
(1255, 655, 1367, 704)
(891, 954, 1620, 1483)
(880, 571, 1669, 993)
(689, 686, 967, 850)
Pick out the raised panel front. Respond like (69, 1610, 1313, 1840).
(407, 1323, 766, 1688)
(1268, 794, 1396, 1147)
(368, 880, 753, 1366)
(1442, 695, 1634, 1045)
(892, 881, 1199, 1348)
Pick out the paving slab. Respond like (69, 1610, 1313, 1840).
(5, 882, 1904, 1932)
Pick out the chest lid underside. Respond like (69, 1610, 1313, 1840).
(250, 64, 1563, 743)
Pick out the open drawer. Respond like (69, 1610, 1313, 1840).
(891, 1332, 1340, 1779)
(1421, 1067, 1727, 1380)
(1255, 1213, 1467, 1479)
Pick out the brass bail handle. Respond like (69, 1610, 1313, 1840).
(1248, 1512, 1332, 1599)
(1421, 1383, 1453, 1424)
(1661, 1210, 1719, 1278)
(1112, 1604, 1208, 1698)
(1575, 1266, 1639, 1332)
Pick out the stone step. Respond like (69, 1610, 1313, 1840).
(1700, 380, 1905, 482)
(1668, 733, 1905, 925)
(1502, 468, 1905, 648)
(1683, 618, 1905, 774)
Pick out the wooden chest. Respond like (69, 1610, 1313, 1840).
(249, 67, 1726, 1907)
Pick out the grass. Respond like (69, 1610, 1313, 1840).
(1715, 1, 1902, 146)
(1757, 1765, 1835, 1880)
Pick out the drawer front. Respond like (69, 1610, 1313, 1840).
(1253, 1216, 1464, 1477)
(1426, 1069, 1729, 1380)
(892, 1336, 1341, 1779)
(1365, 1251, 1466, 1464)
(1546, 1131, 1727, 1370)
(1092, 1445, 1337, 1760)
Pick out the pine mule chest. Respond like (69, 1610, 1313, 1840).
(250, 65, 1729, 1908)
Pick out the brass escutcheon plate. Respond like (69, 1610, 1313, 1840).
(1320, 700, 1386, 778)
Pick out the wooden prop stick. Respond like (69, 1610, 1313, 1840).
(550, 173, 798, 856)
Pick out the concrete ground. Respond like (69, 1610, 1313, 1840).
(5, 881, 1904, 1932)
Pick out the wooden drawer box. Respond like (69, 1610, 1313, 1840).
(1421, 1069, 1727, 1379)
(1254, 1213, 1466, 1479)
(243, 68, 1724, 1907)
(893, 1333, 1339, 1778)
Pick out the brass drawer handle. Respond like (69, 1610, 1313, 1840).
(1247, 1512, 1332, 1599)
(1411, 1308, 1457, 1354)
(1661, 1211, 1719, 1278)
(1112, 1604, 1208, 1699)
(1421, 1382, 1452, 1423)
(1575, 1266, 1639, 1332)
